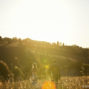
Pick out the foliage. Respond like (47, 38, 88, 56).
(0, 60, 12, 81)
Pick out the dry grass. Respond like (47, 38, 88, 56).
(0, 76, 89, 89)
(58, 76, 89, 89)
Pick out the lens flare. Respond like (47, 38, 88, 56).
(42, 81, 56, 89)
(45, 65, 49, 69)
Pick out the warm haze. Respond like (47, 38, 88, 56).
(0, 0, 89, 48)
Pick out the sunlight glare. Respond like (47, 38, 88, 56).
(42, 81, 56, 89)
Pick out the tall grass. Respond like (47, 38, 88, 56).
(0, 76, 89, 89)
(0, 63, 89, 89)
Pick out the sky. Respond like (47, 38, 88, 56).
(0, 0, 89, 48)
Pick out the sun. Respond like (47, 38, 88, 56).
(42, 81, 56, 89)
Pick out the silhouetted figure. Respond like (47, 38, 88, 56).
(49, 63, 60, 89)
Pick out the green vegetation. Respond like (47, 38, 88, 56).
(0, 36, 89, 81)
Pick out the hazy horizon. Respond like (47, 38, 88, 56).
(0, 0, 89, 48)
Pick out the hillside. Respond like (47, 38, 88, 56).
(0, 36, 89, 80)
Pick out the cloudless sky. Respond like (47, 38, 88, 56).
(0, 0, 89, 48)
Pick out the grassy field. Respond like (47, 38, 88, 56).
(0, 76, 89, 89)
